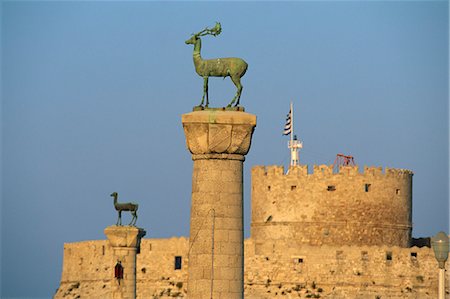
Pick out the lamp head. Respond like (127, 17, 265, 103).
(431, 231, 449, 269)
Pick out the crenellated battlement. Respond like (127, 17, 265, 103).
(252, 164, 413, 178)
(251, 163, 413, 247)
(385, 167, 414, 177)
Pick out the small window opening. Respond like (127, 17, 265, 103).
(292, 257, 304, 273)
(396, 189, 400, 195)
(102, 245, 105, 256)
(361, 251, 368, 261)
(411, 252, 417, 260)
(327, 185, 336, 191)
(291, 185, 297, 191)
(365, 184, 371, 192)
(174, 256, 182, 270)
(386, 251, 393, 261)
(267, 186, 271, 191)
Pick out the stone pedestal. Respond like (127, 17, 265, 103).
(104, 226, 146, 299)
(182, 110, 256, 299)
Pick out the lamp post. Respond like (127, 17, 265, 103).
(431, 231, 449, 299)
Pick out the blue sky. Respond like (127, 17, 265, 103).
(1, 1, 448, 298)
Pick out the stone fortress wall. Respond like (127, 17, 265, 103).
(251, 165, 413, 248)
(244, 239, 447, 299)
(56, 240, 111, 298)
(55, 165, 448, 299)
(55, 238, 189, 299)
(55, 238, 447, 298)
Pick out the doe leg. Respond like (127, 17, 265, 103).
(129, 211, 135, 226)
(117, 211, 122, 226)
(133, 211, 138, 226)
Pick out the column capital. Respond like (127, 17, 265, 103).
(182, 110, 256, 156)
(192, 153, 245, 161)
(104, 226, 146, 248)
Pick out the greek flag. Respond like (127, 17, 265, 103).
(283, 108, 292, 135)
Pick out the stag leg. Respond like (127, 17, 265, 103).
(200, 86, 205, 107)
(202, 76, 209, 107)
(228, 75, 243, 107)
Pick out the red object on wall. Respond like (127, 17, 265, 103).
(115, 261, 124, 280)
(333, 153, 356, 172)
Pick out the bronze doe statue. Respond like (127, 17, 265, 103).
(110, 192, 138, 226)
(185, 22, 248, 108)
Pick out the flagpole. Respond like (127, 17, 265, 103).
(284, 101, 302, 168)
(290, 101, 294, 146)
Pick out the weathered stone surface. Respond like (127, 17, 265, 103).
(104, 226, 146, 248)
(54, 237, 448, 299)
(53, 110, 447, 299)
(251, 165, 413, 247)
(104, 226, 146, 299)
(182, 110, 256, 299)
(182, 110, 256, 156)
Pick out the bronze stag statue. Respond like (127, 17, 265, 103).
(110, 192, 138, 226)
(185, 22, 248, 108)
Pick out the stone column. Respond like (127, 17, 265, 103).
(182, 109, 256, 299)
(104, 226, 146, 299)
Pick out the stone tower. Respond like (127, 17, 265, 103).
(182, 109, 256, 299)
(251, 164, 413, 249)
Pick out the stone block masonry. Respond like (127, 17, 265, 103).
(54, 238, 190, 299)
(251, 165, 413, 247)
(182, 109, 256, 299)
(54, 110, 446, 299)
(104, 226, 146, 299)
(54, 238, 448, 298)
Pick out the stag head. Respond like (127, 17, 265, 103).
(185, 22, 222, 44)
(185, 35, 198, 45)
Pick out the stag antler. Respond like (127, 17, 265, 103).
(194, 22, 222, 37)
